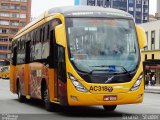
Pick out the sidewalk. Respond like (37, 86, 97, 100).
(144, 85, 160, 94)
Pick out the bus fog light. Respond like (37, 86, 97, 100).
(71, 95, 78, 101)
(138, 94, 143, 98)
(68, 73, 88, 92)
(130, 73, 143, 91)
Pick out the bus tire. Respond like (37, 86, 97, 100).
(103, 105, 117, 111)
(17, 81, 26, 103)
(43, 85, 52, 112)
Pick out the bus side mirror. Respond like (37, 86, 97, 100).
(136, 25, 147, 49)
(55, 24, 66, 47)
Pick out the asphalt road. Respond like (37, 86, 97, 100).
(0, 79, 160, 120)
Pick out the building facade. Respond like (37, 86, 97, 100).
(0, 0, 31, 66)
(74, 0, 149, 23)
(157, 0, 160, 12)
(140, 20, 160, 85)
(74, 0, 87, 5)
(155, 0, 160, 20)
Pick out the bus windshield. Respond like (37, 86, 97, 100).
(66, 18, 139, 74)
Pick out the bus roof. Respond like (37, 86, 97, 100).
(14, 6, 133, 39)
(48, 6, 132, 17)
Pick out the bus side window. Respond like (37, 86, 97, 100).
(47, 24, 50, 40)
(17, 35, 25, 64)
(42, 24, 49, 59)
(34, 27, 42, 60)
(48, 28, 55, 67)
(17, 40, 20, 64)
(25, 33, 31, 63)
(43, 26, 45, 42)
(12, 44, 17, 65)
(40, 28, 42, 42)
(30, 31, 35, 61)
(40, 26, 45, 43)
(33, 31, 35, 45)
(36, 30, 38, 43)
(18, 40, 20, 50)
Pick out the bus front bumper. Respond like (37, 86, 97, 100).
(68, 91, 143, 106)
(67, 84, 144, 106)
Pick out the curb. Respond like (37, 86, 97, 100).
(144, 90, 160, 94)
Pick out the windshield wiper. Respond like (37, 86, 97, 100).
(89, 65, 131, 77)
(120, 66, 131, 78)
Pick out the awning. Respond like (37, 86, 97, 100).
(145, 65, 160, 69)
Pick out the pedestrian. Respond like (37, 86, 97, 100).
(145, 73, 150, 87)
(151, 75, 156, 86)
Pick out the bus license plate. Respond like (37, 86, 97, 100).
(103, 95, 117, 101)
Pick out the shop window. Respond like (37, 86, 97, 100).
(152, 54, 154, 60)
(151, 31, 155, 50)
(145, 54, 147, 60)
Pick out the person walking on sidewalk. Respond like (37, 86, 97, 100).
(145, 73, 150, 87)
(151, 74, 156, 86)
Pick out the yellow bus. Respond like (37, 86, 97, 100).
(10, 6, 147, 111)
(1, 66, 10, 79)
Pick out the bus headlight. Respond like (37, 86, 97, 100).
(130, 73, 143, 91)
(68, 73, 88, 92)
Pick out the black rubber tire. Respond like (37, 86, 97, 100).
(103, 105, 117, 111)
(17, 82, 26, 103)
(43, 85, 53, 111)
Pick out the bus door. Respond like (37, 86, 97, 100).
(57, 46, 67, 105)
(10, 46, 17, 93)
(49, 19, 67, 105)
(25, 40, 30, 96)
(49, 24, 59, 101)
(51, 44, 67, 104)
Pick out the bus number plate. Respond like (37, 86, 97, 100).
(103, 95, 117, 101)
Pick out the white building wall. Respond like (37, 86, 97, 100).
(139, 20, 160, 50)
(80, 0, 87, 5)
(157, 0, 160, 12)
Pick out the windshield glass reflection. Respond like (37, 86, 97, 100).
(66, 18, 139, 74)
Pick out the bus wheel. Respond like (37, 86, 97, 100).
(17, 82, 26, 103)
(43, 85, 52, 111)
(103, 105, 117, 111)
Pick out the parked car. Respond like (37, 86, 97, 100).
(1, 66, 10, 79)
